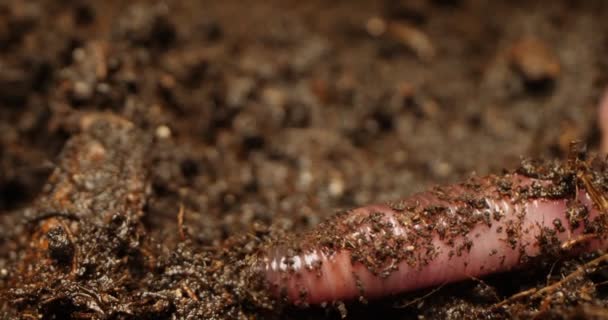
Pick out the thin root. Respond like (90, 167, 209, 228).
(530, 253, 608, 299)
(177, 203, 186, 241)
(491, 287, 538, 310)
(394, 283, 445, 309)
(492, 253, 608, 309)
(561, 233, 599, 251)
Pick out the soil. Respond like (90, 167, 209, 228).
(1, 0, 608, 319)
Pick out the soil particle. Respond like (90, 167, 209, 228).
(46, 225, 74, 265)
(115, 3, 176, 50)
(387, 22, 436, 62)
(509, 36, 561, 93)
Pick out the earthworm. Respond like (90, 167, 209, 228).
(598, 87, 608, 154)
(259, 163, 608, 305)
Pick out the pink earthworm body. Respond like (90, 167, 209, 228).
(599, 87, 608, 154)
(260, 169, 608, 305)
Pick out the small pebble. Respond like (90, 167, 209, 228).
(388, 22, 435, 61)
(366, 17, 387, 37)
(510, 37, 560, 86)
(328, 177, 345, 198)
(155, 125, 172, 139)
(72, 81, 93, 100)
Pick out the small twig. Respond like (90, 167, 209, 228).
(578, 170, 608, 212)
(492, 252, 608, 309)
(394, 283, 445, 309)
(593, 279, 608, 288)
(139, 247, 156, 271)
(177, 203, 186, 241)
(561, 233, 599, 251)
(491, 287, 538, 310)
(25, 211, 79, 228)
(531, 253, 608, 299)
(545, 258, 559, 286)
(181, 283, 199, 301)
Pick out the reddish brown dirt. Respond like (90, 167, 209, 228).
(1, 1, 608, 319)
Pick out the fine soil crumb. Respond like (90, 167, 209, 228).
(1, 1, 608, 319)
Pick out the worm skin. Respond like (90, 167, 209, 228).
(260, 173, 608, 305)
(599, 86, 608, 154)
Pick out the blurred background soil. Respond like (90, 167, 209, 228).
(1, 0, 608, 319)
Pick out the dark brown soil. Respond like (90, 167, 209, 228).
(1, 0, 608, 319)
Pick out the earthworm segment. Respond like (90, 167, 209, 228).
(260, 156, 608, 305)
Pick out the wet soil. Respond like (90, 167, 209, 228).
(1, 0, 608, 319)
